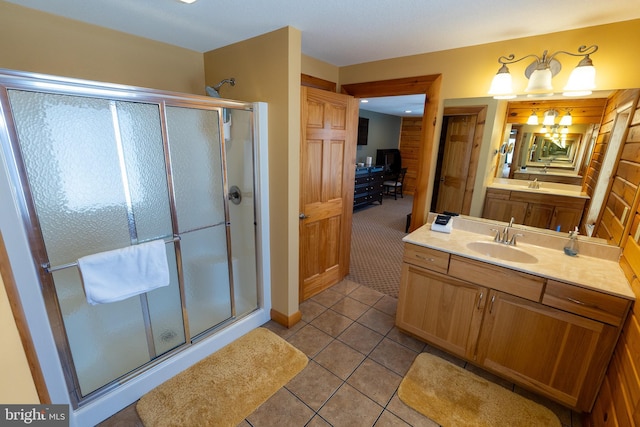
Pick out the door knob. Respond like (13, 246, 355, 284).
(299, 213, 309, 219)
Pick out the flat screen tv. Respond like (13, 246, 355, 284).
(357, 117, 369, 145)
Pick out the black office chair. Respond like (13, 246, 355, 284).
(383, 167, 407, 199)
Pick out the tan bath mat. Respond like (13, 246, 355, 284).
(398, 352, 561, 427)
(136, 327, 308, 426)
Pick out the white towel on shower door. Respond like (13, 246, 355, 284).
(78, 239, 170, 305)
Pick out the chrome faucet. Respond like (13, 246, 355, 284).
(490, 217, 523, 245)
(528, 178, 540, 189)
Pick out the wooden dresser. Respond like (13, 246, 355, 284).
(354, 166, 385, 210)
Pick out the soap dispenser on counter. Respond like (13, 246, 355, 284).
(564, 227, 579, 256)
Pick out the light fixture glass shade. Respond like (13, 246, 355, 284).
(561, 126, 569, 134)
(525, 67, 553, 94)
(559, 112, 572, 126)
(563, 57, 596, 96)
(527, 112, 539, 125)
(542, 110, 557, 126)
(489, 65, 516, 99)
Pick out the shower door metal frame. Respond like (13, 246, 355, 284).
(0, 68, 260, 408)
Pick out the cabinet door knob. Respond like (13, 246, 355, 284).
(477, 292, 484, 309)
(489, 294, 496, 313)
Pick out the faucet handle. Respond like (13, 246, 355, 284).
(508, 233, 524, 246)
(490, 228, 502, 242)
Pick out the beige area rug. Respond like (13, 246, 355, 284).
(398, 353, 561, 427)
(136, 327, 308, 427)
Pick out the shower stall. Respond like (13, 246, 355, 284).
(0, 69, 270, 426)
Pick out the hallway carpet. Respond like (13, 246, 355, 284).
(347, 195, 413, 298)
(136, 327, 308, 427)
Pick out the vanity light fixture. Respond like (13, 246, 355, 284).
(559, 110, 573, 126)
(179, 0, 198, 3)
(542, 109, 558, 126)
(526, 110, 539, 125)
(488, 45, 598, 99)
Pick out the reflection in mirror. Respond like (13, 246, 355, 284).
(497, 122, 594, 182)
(440, 93, 627, 244)
(525, 133, 581, 167)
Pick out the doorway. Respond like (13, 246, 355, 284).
(341, 74, 442, 231)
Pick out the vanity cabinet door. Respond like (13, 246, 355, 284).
(550, 206, 584, 232)
(396, 263, 486, 360)
(523, 203, 554, 228)
(476, 291, 618, 412)
(482, 196, 527, 223)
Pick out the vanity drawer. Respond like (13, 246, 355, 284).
(448, 255, 544, 301)
(403, 243, 450, 273)
(542, 280, 631, 326)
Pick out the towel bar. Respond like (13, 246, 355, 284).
(41, 236, 181, 274)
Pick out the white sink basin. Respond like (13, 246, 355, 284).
(466, 241, 538, 264)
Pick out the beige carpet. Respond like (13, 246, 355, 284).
(136, 327, 308, 427)
(348, 195, 413, 298)
(399, 353, 561, 427)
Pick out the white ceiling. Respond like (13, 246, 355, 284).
(359, 95, 426, 118)
(6, 0, 640, 116)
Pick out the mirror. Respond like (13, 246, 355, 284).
(525, 133, 581, 167)
(440, 92, 625, 244)
(495, 99, 605, 182)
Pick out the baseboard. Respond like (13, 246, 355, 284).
(270, 308, 302, 328)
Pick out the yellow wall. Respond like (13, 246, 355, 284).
(339, 19, 640, 99)
(0, 271, 39, 403)
(302, 55, 340, 85)
(203, 27, 302, 318)
(0, 1, 205, 94)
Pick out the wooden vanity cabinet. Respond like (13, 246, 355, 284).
(397, 262, 486, 360)
(396, 243, 631, 412)
(476, 290, 618, 411)
(481, 188, 527, 223)
(482, 187, 587, 232)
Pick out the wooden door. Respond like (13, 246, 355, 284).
(396, 263, 487, 360)
(299, 87, 358, 301)
(435, 115, 477, 214)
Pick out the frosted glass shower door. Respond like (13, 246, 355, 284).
(165, 105, 233, 339)
(225, 109, 258, 317)
(7, 91, 185, 397)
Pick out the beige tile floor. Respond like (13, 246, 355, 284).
(99, 279, 583, 427)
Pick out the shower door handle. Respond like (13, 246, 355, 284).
(299, 213, 310, 220)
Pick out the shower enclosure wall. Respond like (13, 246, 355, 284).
(0, 69, 270, 426)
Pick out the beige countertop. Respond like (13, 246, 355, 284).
(488, 178, 589, 198)
(404, 216, 634, 300)
(517, 168, 582, 177)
